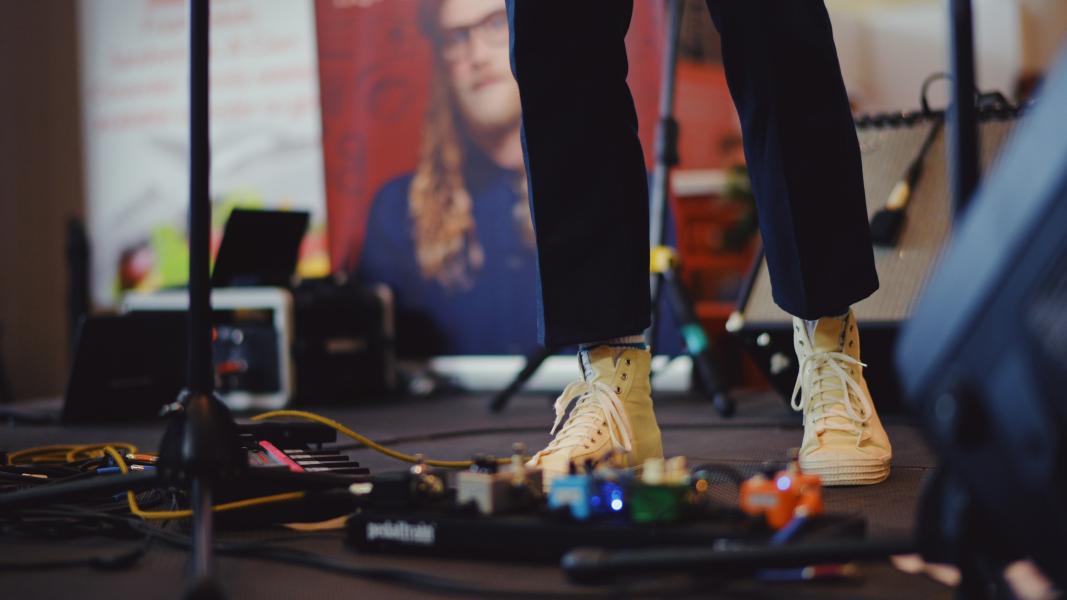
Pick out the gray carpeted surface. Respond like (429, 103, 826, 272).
(0, 389, 951, 599)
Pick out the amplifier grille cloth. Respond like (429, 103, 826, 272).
(743, 119, 1017, 323)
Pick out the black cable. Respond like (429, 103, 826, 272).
(920, 72, 951, 116)
(224, 546, 589, 598)
(314, 401, 920, 455)
(1, 505, 718, 598)
(38, 468, 101, 486)
(206, 540, 714, 599)
(0, 471, 158, 510)
(690, 463, 746, 485)
(562, 537, 914, 584)
(0, 462, 97, 483)
(328, 421, 803, 451)
(0, 504, 154, 571)
(1, 504, 908, 598)
(0, 538, 149, 573)
(134, 518, 609, 598)
(0, 470, 50, 485)
(0, 557, 99, 572)
(0, 405, 60, 425)
(4, 461, 87, 474)
(662, 421, 798, 431)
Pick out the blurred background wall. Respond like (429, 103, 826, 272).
(2, 0, 1066, 401)
(0, 1, 84, 401)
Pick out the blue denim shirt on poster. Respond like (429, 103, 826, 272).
(357, 148, 540, 356)
(357, 146, 682, 358)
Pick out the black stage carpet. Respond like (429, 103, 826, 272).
(0, 390, 950, 599)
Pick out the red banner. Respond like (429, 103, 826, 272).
(315, 0, 664, 271)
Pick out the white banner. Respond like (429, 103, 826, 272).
(79, 0, 327, 307)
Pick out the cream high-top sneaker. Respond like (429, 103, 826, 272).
(527, 345, 663, 485)
(791, 310, 892, 486)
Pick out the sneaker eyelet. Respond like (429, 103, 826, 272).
(615, 387, 621, 393)
(621, 373, 628, 380)
(625, 359, 631, 366)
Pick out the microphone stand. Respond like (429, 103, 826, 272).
(156, 1, 245, 598)
(913, 3, 1011, 598)
(646, 0, 734, 417)
(948, 0, 980, 217)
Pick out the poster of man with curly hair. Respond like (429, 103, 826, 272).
(317, 0, 662, 356)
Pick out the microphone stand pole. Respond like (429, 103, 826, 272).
(647, 0, 734, 417)
(158, 1, 244, 597)
(915, 3, 1005, 598)
(948, 0, 980, 217)
(185, 0, 218, 584)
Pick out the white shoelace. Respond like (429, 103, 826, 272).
(791, 350, 873, 446)
(533, 380, 634, 462)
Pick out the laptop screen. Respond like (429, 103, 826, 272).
(211, 209, 309, 288)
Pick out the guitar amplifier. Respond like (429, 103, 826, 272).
(729, 107, 1021, 412)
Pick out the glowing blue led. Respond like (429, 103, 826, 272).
(597, 483, 625, 513)
(776, 476, 791, 491)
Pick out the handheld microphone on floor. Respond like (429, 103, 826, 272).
(561, 537, 915, 584)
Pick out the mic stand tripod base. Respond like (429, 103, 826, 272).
(650, 252, 736, 418)
(184, 580, 225, 600)
(158, 390, 246, 600)
(186, 477, 223, 600)
(489, 345, 554, 413)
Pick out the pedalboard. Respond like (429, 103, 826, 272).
(345, 456, 866, 563)
(346, 510, 865, 563)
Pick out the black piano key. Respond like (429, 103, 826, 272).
(287, 454, 350, 463)
(302, 466, 369, 475)
(296, 461, 362, 470)
(282, 450, 344, 457)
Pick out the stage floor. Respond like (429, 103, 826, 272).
(1, 389, 952, 599)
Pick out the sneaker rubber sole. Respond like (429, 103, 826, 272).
(798, 456, 891, 486)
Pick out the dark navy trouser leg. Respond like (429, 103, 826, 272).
(507, 0, 879, 346)
(705, 0, 878, 319)
(508, 0, 651, 347)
